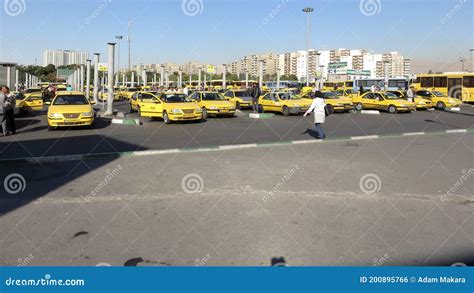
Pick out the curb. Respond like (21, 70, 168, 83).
(360, 110, 380, 115)
(2, 128, 473, 164)
(248, 113, 275, 119)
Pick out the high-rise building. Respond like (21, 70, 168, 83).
(42, 50, 88, 67)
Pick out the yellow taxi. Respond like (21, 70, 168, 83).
(301, 91, 353, 113)
(47, 91, 95, 130)
(355, 92, 415, 113)
(258, 92, 311, 116)
(17, 91, 44, 114)
(222, 89, 253, 109)
(189, 91, 236, 118)
(385, 90, 433, 110)
(132, 91, 202, 124)
(121, 87, 140, 100)
(415, 89, 462, 110)
(98, 87, 121, 101)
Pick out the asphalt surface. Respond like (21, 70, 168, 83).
(0, 133, 472, 266)
(0, 101, 473, 160)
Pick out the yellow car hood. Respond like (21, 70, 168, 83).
(49, 105, 92, 113)
(166, 102, 198, 110)
(200, 100, 234, 107)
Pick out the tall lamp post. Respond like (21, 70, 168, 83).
(460, 57, 465, 72)
(302, 7, 314, 87)
(115, 35, 123, 83)
(468, 49, 474, 72)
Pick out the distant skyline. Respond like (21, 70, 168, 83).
(1, 0, 472, 73)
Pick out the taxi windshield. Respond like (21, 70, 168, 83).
(234, 91, 250, 97)
(202, 93, 225, 101)
(163, 94, 190, 103)
(322, 92, 338, 99)
(384, 92, 400, 99)
(431, 91, 444, 97)
(278, 93, 300, 100)
(53, 95, 89, 105)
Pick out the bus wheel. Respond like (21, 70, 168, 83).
(436, 101, 446, 110)
(355, 103, 363, 111)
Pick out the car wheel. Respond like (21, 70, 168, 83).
(163, 111, 171, 124)
(236, 102, 241, 110)
(258, 104, 264, 113)
(436, 101, 446, 110)
(326, 105, 334, 114)
(202, 108, 208, 119)
(282, 106, 290, 116)
(388, 105, 397, 114)
(355, 102, 363, 111)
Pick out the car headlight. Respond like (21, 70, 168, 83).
(48, 113, 62, 118)
(82, 112, 93, 117)
(209, 106, 218, 110)
(170, 109, 182, 114)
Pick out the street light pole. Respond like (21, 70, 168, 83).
(460, 57, 465, 72)
(93, 53, 100, 104)
(106, 43, 116, 116)
(86, 59, 91, 100)
(127, 21, 132, 71)
(470, 49, 474, 72)
(115, 35, 123, 79)
(303, 7, 314, 87)
(222, 64, 227, 90)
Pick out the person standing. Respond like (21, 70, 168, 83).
(303, 92, 326, 139)
(2, 86, 16, 135)
(406, 86, 415, 102)
(251, 83, 261, 113)
(0, 92, 6, 136)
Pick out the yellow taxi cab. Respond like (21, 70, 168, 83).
(98, 87, 121, 101)
(385, 90, 433, 110)
(24, 87, 43, 94)
(47, 91, 95, 130)
(121, 87, 140, 100)
(415, 89, 462, 110)
(129, 91, 158, 112)
(17, 91, 44, 114)
(300, 91, 353, 113)
(355, 91, 416, 113)
(258, 92, 311, 116)
(189, 91, 236, 118)
(132, 91, 202, 124)
(222, 89, 253, 109)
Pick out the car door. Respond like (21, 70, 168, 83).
(373, 93, 386, 110)
(361, 93, 373, 109)
(260, 94, 272, 111)
(24, 92, 44, 111)
(131, 93, 139, 110)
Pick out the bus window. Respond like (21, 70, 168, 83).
(434, 76, 447, 87)
(463, 76, 474, 88)
(345, 81, 354, 88)
(420, 77, 434, 88)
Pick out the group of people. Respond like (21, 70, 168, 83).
(0, 86, 17, 136)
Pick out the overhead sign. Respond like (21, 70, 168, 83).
(98, 63, 108, 72)
(328, 62, 348, 68)
(347, 69, 371, 76)
(206, 65, 216, 74)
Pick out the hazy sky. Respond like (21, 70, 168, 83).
(0, 0, 472, 73)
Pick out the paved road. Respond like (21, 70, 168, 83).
(0, 133, 472, 266)
(0, 101, 473, 159)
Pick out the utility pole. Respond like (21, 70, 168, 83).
(115, 35, 123, 76)
(86, 59, 91, 100)
(93, 53, 100, 104)
(303, 7, 314, 87)
(106, 43, 116, 116)
(127, 21, 132, 71)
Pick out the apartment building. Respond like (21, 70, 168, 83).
(42, 50, 89, 67)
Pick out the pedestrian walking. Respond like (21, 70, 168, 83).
(251, 83, 261, 113)
(2, 86, 16, 135)
(303, 92, 326, 139)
